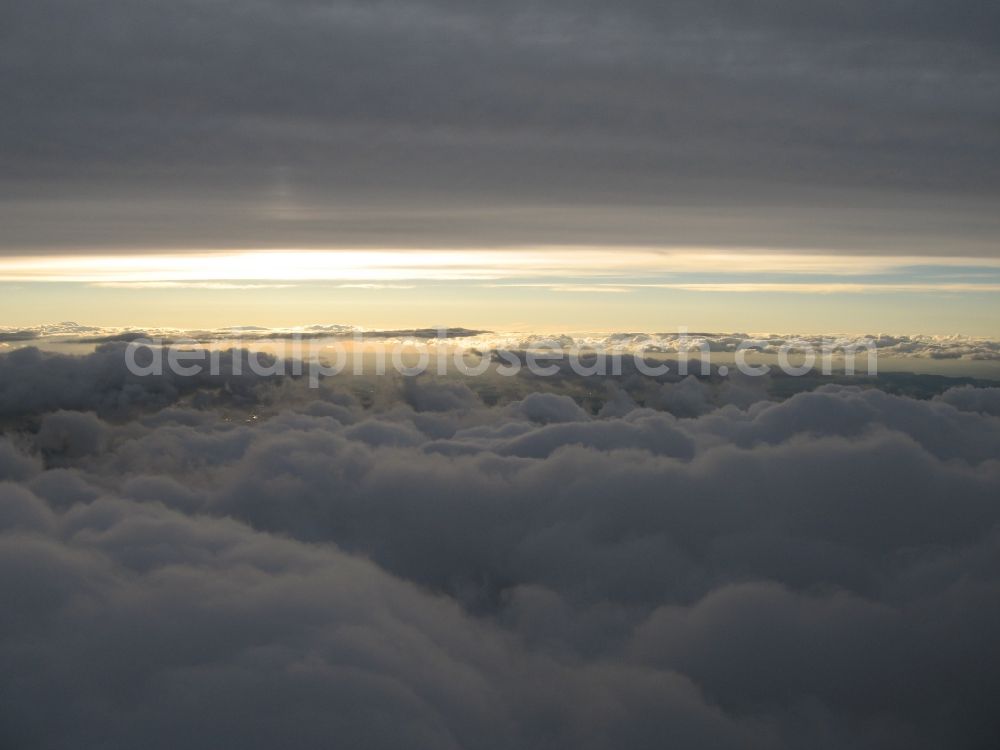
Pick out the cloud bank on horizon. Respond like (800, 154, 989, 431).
(4, 323, 1000, 366)
(1, 346, 1000, 747)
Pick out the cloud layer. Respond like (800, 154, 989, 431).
(2, 348, 1000, 747)
(4, 324, 1000, 363)
(2, 0, 998, 252)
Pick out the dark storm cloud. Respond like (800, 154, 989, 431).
(1, 0, 998, 252)
(2, 346, 1000, 746)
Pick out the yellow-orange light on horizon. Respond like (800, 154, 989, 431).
(0, 248, 998, 283)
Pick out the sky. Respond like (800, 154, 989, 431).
(3, 5, 1000, 747)
(1, 0, 998, 331)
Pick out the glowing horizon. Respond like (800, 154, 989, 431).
(2, 247, 1000, 284)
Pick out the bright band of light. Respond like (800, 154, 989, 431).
(1, 248, 998, 283)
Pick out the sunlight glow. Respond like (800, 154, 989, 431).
(1, 248, 998, 283)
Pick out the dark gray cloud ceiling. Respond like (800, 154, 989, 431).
(1, 0, 998, 252)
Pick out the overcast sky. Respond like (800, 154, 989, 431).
(2, 0, 998, 254)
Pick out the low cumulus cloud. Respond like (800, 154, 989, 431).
(0, 344, 288, 420)
(2, 347, 1000, 747)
